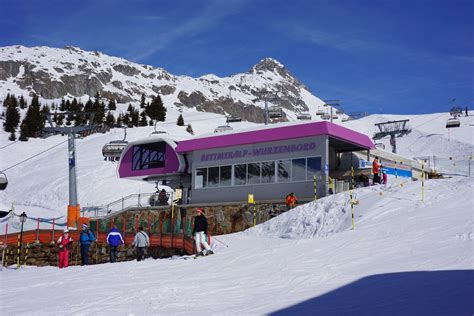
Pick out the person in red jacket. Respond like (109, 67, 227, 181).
(285, 192, 298, 210)
(57, 228, 73, 268)
(372, 157, 381, 184)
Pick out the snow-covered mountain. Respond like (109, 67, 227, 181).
(0, 45, 334, 122)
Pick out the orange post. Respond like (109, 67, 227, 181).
(67, 205, 81, 228)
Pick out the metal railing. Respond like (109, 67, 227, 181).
(81, 192, 174, 217)
(414, 155, 473, 177)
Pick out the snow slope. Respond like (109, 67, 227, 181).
(0, 110, 473, 221)
(0, 177, 472, 315)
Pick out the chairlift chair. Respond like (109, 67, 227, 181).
(0, 172, 8, 190)
(331, 114, 339, 119)
(446, 117, 460, 128)
(150, 130, 168, 136)
(226, 115, 242, 123)
(102, 127, 128, 160)
(341, 117, 350, 122)
(297, 113, 311, 120)
(322, 114, 330, 120)
(316, 109, 325, 115)
(268, 106, 283, 119)
(214, 125, 233, 133)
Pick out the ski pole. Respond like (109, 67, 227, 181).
(213, 237, 228, 248)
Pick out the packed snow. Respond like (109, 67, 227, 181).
(1, 87, 473, 314)
(0, 176, 472, 315)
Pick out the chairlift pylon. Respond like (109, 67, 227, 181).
(102, 127, 128, 161)
(0, 172, 8, 190)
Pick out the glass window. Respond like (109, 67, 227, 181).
(247, 163, 261, 184)
(307, 157, 322, 178)
(220, 165, 232, 186)
(278, 160, 291, 182)
(234, 164, 247, 185)
(132, 142, 166, 170)
(195, 168, 206, 188)
(208, 167, 219, 187)
(261, 161, 275, 183)
(292, 158, 306, 181)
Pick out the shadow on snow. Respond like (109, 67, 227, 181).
(270, 270, 473, 316)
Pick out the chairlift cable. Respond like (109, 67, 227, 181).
(0, 139, 21, 150)
(0, 139, 68, 173)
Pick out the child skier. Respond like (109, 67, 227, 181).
(57, 228, 73, 268)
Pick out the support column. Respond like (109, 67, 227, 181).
(67, 131, 80, 228)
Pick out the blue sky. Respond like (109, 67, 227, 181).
(1, 0, 472, 114)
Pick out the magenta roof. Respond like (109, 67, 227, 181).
(176, 121, 374, 153)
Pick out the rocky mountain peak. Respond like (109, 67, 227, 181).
(250, 57, 285, 73)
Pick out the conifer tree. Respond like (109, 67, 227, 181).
(60, 98, 66, 111)
(108, 98, 116, 111)
(19, 123, 29, 141)
(116, 113, 123, 126)
(139, 111, 148, 126)
(146, 95, 166, 125)
(4, 96, 20, 132)
(22, 94, 43, 137)
(105, 112, 115, 127)
(140, 93, 146, 109)
(176, 114, 184, 126)
(186, 123, 194, 135)
(2, 94, 10, 107)
(122, 113, 130, 126)
(9, 130, 16, 141)
(19, 95, 27, 109)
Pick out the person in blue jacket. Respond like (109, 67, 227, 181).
(79, 224, 96, 265)
(106, 225, 124, 263)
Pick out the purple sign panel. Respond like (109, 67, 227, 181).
(200, 141, 317, 162)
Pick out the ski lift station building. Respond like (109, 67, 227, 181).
(117, 121, 374, 204)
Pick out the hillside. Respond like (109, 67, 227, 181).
(0, 45, 337, 123)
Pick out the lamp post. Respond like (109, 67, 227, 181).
(17, 212, 27, 268)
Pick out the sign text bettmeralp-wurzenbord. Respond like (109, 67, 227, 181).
(200, 142, 317, 162)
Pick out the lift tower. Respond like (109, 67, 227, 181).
(373, 119, 411, 154)
(43, 112, 102, 228)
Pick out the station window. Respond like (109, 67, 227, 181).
(132, 142, 165, 171)
(292, 158, 306, 181)
(307, 157, 322, 178)
(278, 159, 291, 182)
(234, 164, 247, 186)
(195, 168, 207, 188)
(220, 166, 232, 186)
(207, 167, 220, 187)
(247, 162, 261, 185)
(194, 156, 321, 189)
(261, 161, 275, 183)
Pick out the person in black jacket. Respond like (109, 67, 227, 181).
(193, 208, 213, 256)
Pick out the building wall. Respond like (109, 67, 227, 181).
(189, 136, 328, 203)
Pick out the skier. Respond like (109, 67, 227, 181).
(106, 225, 124, 263)
(132, 226, 149, 261)
(57, 228, 73, 268)
(193, 208, 213, 256)
(79, 224, 96, 266)
(372, 157, 381, 184)
(285, 192, 298, 210)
